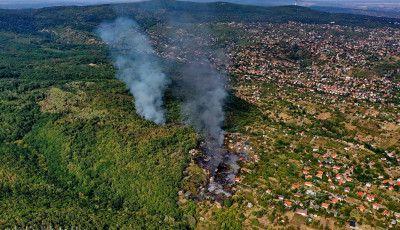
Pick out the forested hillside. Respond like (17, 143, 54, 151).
(0, 1, 399, 229)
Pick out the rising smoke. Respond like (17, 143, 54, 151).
(180, 62, 227, 147)
(97, 13, 227, 170)
(172, 23, 228, 174)
(96, 18, 168, 125)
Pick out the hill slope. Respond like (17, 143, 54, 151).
(0, 1, 399, 229)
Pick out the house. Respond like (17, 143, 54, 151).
(303, 170, 310, 174)
(382, 210, 391, 217)
(357, 206, 365, 212)
(294, 193, 304, 197)
(310, 204, 320, 210)
(247, 202, 253, 208)
(265, 189, 272, 194)
(292, 184, 300, 189)
(344, 187, 350, 193)
(383, 179, 393, 184)
(235, 177, 240, 183)
(306, 190, 316, 198)
(284, 201, 292, 207)
(326, 159, 334, 164)
(253, 155, 259, 161)
(215, 202, 222, 209)
(330, 198, 339, 204)
(305, 182, 313, 187)
(322, 203, 330, 209)
(349, 221, 356, 228)
(295, 209, 308, 216)
(373, 203, 380, 210)
(278, 195, 284, 200)
(242, 168, 252, 173)
(357, 192, 364, 197)
(333, 166, 341, 170)
(337, 196, 345, 202)
(366, 195, 375, 202)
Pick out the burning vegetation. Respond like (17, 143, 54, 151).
(180, 133, 252, 204)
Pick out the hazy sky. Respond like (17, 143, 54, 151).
(1, 0, 399, 3)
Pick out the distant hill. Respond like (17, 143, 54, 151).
(1, 0, 399, 35)
(312, 6, 400, 20)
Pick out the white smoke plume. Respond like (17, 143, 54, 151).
(180, 63, 227, 148)
(96, 18, 168, 125)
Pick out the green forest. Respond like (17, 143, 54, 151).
(0, 1, 399, 229)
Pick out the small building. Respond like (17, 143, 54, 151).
(294, 193, 304, 197)
(295, 208, 308, 216)
(382, 210, 391, 217)
(284, 201, 292, 207)
(322, 203, 330, 209)
(292, 184, 300, 189)
(330, 198, 339, 204)
(366, 195, 375, 202)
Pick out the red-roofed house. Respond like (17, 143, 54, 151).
(333, 166, 341, 170)
(366, 195, 375, 202)
(284, 201, 292, 207)
(383, 180, 393, 184)
(382, 210, 390, 216)
(292, 184, 300, 189)
(330, 198, 339, 204)
(295, 209, 308, 216)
